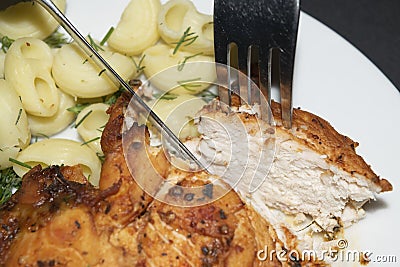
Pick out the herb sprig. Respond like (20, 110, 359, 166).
(43, 31, 70, 48)
(0, 168, 21, 205)
(100, 27, 115, 46)
(177, 77, 202, 92)
(172, 26, 198, 55)
(133, 54, 146, 74)
(177, 52, 203, 71)
(0, 36, 14, 53)
(87, 34, 104, 51)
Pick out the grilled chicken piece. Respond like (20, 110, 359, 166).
(2, 93, 318, 266)
(192, 100, 392, 257)
(0, 165, 127, 266)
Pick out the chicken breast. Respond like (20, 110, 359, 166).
(2, 93, 321, 266)
(190, 99, 392, 258)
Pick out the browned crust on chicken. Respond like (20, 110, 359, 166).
(0, 165, 124, 266)
(270, 101, 392, 192)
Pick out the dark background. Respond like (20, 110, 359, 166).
(301, 0, 400, 93)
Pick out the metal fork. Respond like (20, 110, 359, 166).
(214, 0, 300, 128)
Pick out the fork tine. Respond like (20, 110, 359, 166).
(259, 47, 273, 122)
(228, 42, 242, 106)
(248, 45, 260, 105)
(214, 0, 300, 127)
(278, 1, 300, 129)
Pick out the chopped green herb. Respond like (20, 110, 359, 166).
(0, 168, 21, 205)
(34, 133, 50, 139)
(177, 52, 203, 71)
(100, 27, 115, 46)
(198, 89, 218, 102)
(9, 158, 32, 170)
(15, 108, 22, 125)
(98, 69, 106, 76)
(153, 93, 178, 100)
(83, 58, 88, 64)
(75, 110, 93, 128)
(172, 27, 198, 55)
(132, 54, 146, 74)
(96, 124, 106, 133)
(177, 77, 202, 92)
(104, 87, 124, 105)
(178, 77, 202, 84)
(67, 103, 91, 114)
(43, 31, 70, 48)
(81, 137, 101, 146)
(0, 36, 14, 53)
(87, 34, 104, 51)
(96, 153, 105, 163)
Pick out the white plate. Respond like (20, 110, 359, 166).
(64, 1, 400, 265)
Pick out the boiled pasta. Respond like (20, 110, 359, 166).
(5, 37, 59, 117)
(158, 0, 213, 55)
(12, 138, 102, 186)
(76, 103, 110, 155)
(28, 90, 76, 136)
(0, 0, 66, 40)
(52, 42, 136, 98)
(108, 0, 161, 56)
(148, 94, 206, 139)
(0, 51, 5, 79)
(0, 79, 30, 170)
(142, 44, 215, 94)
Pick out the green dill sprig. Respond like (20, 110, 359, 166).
(103, 87, 125, 105)
(43, 31, 70, 48)
(96, 124, 106, 133)
(74, 110, 93, 128)
(67, 103, 91, 114)
(0, 168, 21, 205)
(153, 92, 178, 100)
(0, 36, 14, 53)
(100, 27, 115, 46)
(95, 153, 105, 164)
(172, 26, 198, 55)
(9, 158, 32, 170)
(198, 89, 218, 102)
(98, 69, 106, 76)
(81, 137, 101, 146)
(34, 133, 50, 139)
(87, 34, 104, 51)
(15, 109, 22, 125)
(132, 54, 146, 74)
(177, 52, 203, 71)
(177, 77, 202, 92)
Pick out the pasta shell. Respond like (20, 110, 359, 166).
(158, 0, 213, 55)
(5, 37, 59, 117)
(108, 0, 161, 56)
(12, 139, 101, 186)
(0, 0, 66, 40)
(142, 44, 215, 94)
(52, 42, 135, 98)
(76, 103, 110, 155)
(28, 90, 76, 136)
(0, 79, 30, 170)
